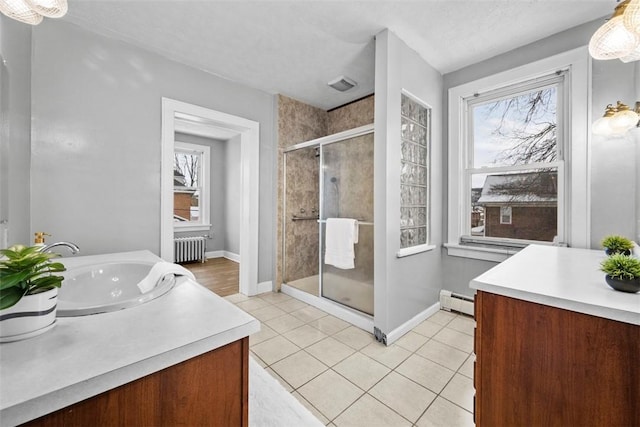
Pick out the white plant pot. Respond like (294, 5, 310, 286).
(0, 288, 58, 342)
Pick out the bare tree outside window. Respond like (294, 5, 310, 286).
(174, 149, 203, 223)
(174, 153, 199, 187)
(469, 83, 560, 242)
(473, 86, 557, 172)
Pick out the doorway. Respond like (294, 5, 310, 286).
(160, 98, 260, 296)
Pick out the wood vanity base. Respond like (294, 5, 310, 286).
(474, 291, 639, 427)
(21, 337, 249, 427)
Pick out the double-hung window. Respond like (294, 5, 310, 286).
(447, 48, 590, 261)
(174, 141, 210, 231)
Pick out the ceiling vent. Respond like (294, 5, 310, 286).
(328, 75, 357, 92)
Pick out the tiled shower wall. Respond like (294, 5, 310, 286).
(276, 94, 374, 290)
(284, 146, 320, 283)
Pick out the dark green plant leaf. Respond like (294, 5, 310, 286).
(600, 254, 640, 281)
(0, 270, 31, 290)
(0, 287, 26, 310)
(0, 244, 66, 308)
(46, 262, 66, 272)
(29, 275, 64, 292)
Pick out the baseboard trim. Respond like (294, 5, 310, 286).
(383, 302, 441, 345)
(256, 281, 273, 295)
(281, 284, 374, 332)
(205, 251, 240, 263)
(205, 250, 223, 259)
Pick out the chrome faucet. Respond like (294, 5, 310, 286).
(38, 242, 80, 255)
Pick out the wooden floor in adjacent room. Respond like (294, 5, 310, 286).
(181, 257, 239, 297)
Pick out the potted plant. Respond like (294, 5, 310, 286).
(601, 235, 634, 256)
(600, 253, 640, 293)
(0, 244, 66, 341)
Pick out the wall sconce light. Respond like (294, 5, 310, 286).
(593, 101, 640, 135)
(589, 0, 640, 62)
(0, 0, 67, 25)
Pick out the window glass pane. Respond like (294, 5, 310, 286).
(472, 86, 557, 168)
(400, 227, 427, 248)
(471, 168, 558, 242)
(174, 152, 200, 188)
(174, 150, 202, 223)
(190, 189, 200, 222)
(400, 93, 430, 249)
(500, 206, 512, 224)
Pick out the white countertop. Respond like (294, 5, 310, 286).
(470, 245, 640, 325)
(0, 251, 260, 427)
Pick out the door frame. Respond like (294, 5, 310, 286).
(161, 97, 260, 296)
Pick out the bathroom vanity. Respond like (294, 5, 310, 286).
(0, 251, 260, 427)
(471, 245, 640, 427)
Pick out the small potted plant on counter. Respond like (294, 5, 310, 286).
(601, 235, 634, 256)
(0, 244, 66, 342)
(600, 253, 640, 293)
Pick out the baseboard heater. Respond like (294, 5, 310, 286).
(174, 236, 207, 264)
(439, 290, 474, 317)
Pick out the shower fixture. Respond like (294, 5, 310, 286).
(330, 176, 339, 190)
(330, 177, 340, 216)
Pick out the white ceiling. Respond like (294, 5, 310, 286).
(63, 0, 613, 110)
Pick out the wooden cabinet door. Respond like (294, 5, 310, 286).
(22, 338, 249, 427)
(474, 291, 640, 427)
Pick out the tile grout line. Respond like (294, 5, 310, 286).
(236, 295, 475, 425)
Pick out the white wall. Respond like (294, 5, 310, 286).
(442, 19, 638, 297)
(636, 63, 640, 243)
(29, 20, 275, 281)
(374, 30, 443, 339)
(0, 16, 31, 247)
(591, 60, 638, 247)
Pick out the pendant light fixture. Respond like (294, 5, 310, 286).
(624, 0, 640, 33)
(26, 0, 67, 18)
(593, 101, 640, 136)
(0, 0, 67, 25)
(589, 0, 640, 62)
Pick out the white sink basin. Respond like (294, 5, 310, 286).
(57, 260, 175, 316)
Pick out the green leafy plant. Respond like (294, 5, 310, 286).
(601, 235, 634, 255)
(0, 245, 66, 310)
(600, 253, 640, 281)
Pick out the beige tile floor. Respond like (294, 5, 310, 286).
(225, 292, 476, 427)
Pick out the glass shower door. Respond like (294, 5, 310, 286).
(320, 132, 374, 315)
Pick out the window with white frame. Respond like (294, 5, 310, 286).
(447, 48, 590, 261)
(174, 141, 210, 230)
(500, 206, 512, 225)
(399, 92, 431, 256)
(467, 76, 563, 243)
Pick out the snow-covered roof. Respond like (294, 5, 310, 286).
(477, 171, 557, 205)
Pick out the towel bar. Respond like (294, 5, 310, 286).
(317, 219, 373, 226)
(291, 216, 320, 221)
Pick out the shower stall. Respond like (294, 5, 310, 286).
(282, 125, 374, 316)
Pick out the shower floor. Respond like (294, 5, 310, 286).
(286, 273, 373, 315)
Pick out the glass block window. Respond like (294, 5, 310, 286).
(400, 93, 430, 249)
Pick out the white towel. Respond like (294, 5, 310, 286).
(137, 262, 196, 293)
(324, 218, 358, 269)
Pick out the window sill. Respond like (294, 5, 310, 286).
(396, 244, 436, 258)
(174, 224, 211, 232)
(444, 243, 521, 262)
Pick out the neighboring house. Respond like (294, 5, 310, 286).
(470, 187, 484, 235)
(174, 169, 195, 221)
(477, 171, 557, 242)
